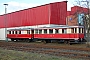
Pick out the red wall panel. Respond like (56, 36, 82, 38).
(71, 6, 90, 15)
(50, 1, 67, 25)
(0, 16, 4, 28)
(0, 1, 67, 28)
(16, 4, 49, 26)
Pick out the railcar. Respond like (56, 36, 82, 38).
(7, 25, 84, 44)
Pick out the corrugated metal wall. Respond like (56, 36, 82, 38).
(50, 1, 67, 25)
(0, 16, 4, 28)
(0, 1, 67, 28)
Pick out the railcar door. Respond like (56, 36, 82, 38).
(31, 30, 34, 39)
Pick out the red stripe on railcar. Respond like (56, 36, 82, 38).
(34, 34, 84, 39)
(7, 34, 32, 38)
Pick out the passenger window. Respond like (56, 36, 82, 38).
(39, 29, 42, 34)
(12, 31, 14, 34)
(15, 31, 17, 34)
(71, 28, 74, 33)
(27, 30, 30, 34)
(19, 31, 21, 34)
(31, 30, 34, 34)
(9, 31, 11, 34)
(55, 29, 59, 34)
(82, 28, 84, 33)
(62, 29, 67, 33)
(44, 29, 47, 34)
(49, 29, 53, 34)
(79, 28, 81, 33)
(62, 29, 64, 33)
(35, 29, 38, 34)
(75, 28, 77, 33)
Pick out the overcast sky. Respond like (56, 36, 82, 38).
(0, 0, 84, 15)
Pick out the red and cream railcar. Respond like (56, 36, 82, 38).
(7, 26, 84, 43)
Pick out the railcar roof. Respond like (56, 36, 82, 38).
(7, 25, 84, 31)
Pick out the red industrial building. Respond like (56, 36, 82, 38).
(0, 1, 67, 28)
(67, 6, 89, 26)
(0, 1, 67, 40)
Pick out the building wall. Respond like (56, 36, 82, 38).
(0, 1, 67, 28)
(0, 1, 67, 40)
(67, 15, 78, 26)
(50, 1, 67, 25)
(67, 6, 89, 26)
(0, 28, 5, 40)
(0, 16, 4, 28)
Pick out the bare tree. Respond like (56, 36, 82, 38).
(73, 0, 90, 47)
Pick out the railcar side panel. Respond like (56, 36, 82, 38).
(7, 34, 32, 39)
(34, 33, 84, 39)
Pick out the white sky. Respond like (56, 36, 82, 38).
(0, 0, 87, 15)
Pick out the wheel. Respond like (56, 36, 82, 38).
(11, 39, 14, 42)
(67, 41, 70, 45)
(64, 40, 67, 44)
(47, 40, 51, 43)
(42, 40, 47, 44)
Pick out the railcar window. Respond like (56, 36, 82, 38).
(62, 29, 67, 33)
(49, 29, 53, 34)
(19, 31, 21, 34)
(79, 28, 81, 33)
(9, 31, 11, 34)
(12, 31, 14, 34)
(62, 29, 64, 33)
(44, 29, 47, 34)
(15, 31, 17, 34)
(64, 29, 67, 33)
(82, 28, 84, 33)
(35, 29, 38, 34)
(75, 28, 77, 33)
(27, 30, 30, 34)
(39, 30, 42, 34)
(31, 30, 34, 34)
(55, 29, 59, 34)
(71, 28, 74, 33)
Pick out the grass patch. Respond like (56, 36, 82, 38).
(0, 48, 84, 60)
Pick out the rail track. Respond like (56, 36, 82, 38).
(0, 41, 90, 60)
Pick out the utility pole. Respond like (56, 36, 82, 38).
(3, 4, 8, 42)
